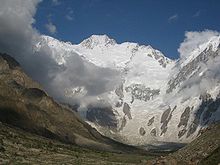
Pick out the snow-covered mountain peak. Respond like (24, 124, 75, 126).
(80, 34, 116, 49)
(37, 35, 174, 70)
(34, 33, 220, 147)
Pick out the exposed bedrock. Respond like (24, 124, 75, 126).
(86, 105, 118, 129)
(139, 127, 146, 136)
(125, 84, 160, 102)
(123, 102, 132, 120)
(115, 83, 124, 98)
(150, 128, 157, 137)
(178, 106, 191, 128)
(160, 106, 175, 136)
(148, 116, 155, 126)
(187, 92, 220, 138)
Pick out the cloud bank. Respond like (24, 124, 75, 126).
(168, 30, 220, 102)
(0, 0, 121, 107)
(178, 30, 220, 60)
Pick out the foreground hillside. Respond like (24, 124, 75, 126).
(0, 122, 152, 165)
(0, 121, 219, 164)
(0, 53, 159, 164)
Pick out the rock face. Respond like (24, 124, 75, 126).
(178, 106, 191, 138)
(115, 84, 124, 99)
(125, 84, 160, 102)
(119, 116, 127, 131)
(148, 117, 155, 126)
(0, 53, 141, 152)
(150, 128, 157, 137)
(123, 102, 132, 120)
(160, 107, 173, 136)
(86, 105, 118, 129)
(139, 127, 146, 136)
(178, 106, 190, 128)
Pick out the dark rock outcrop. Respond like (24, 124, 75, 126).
(0, 53, 20, 69)
(178, 106, 190, 128)
(125, 84, 160, 102)
(150, 128, 157, 137)
(119, 115, 127, 131)
(187, 92, 220, 138)
(178, 129, 187, 138)
(148, 116, 155, 126)
(139, 127, 146, 136)
(123, 102, 132, 120)
(160, 106, 174, 136)
(86, 105, 118, 129)
(115, 84, 124, 98)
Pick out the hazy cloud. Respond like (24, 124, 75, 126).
(0, 0, 41, 62)
(66, 15, 74, 21)
(168, 14, 178, 22)
(65, 8, 74, 21)
(0, 0, 121, 108)
(45, 14, 57, 34)
(52, 0, 60, 6)
(45, 21, 57, 34)
(193, 10, 201, 18)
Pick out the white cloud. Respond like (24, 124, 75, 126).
(0, 0, 41, 61)
(168, 14, 178, 22)
(0, 0, 121, 107)
(66, 15, 74, 21)
(167, 29, 220, 103)
(45, 21, 57, 34)
(178, 30, 220, 59)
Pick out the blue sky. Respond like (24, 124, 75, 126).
(34, 0, 220, 59)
